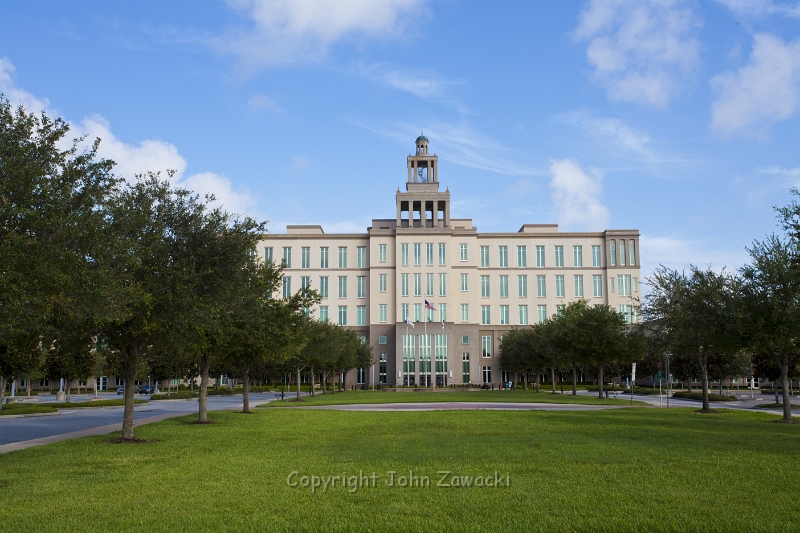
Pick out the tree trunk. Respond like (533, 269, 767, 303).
(122, 351, 138, 439)
(322, 371, 327, 394)
(310, 365, 316, 397)
(700, 357, 710, 411)
(523, 373, 528, 391)
(0, 376, 6, 411)
(198, 356, 211, 423)
(94, 377, 98, 399)
(28, 378, 32, 398)
(242, 366, 251, 414)
(550, 367, 556, 394)
(598, 364, 604, 399)
(296, 366, 301, 400)
(535, 373, 540, 393)
(572, 364, 577, 396)
(779, 362, 793, 421)
(66, 377, 71, 403)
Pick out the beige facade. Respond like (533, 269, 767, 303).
(259, 136, 641, 387)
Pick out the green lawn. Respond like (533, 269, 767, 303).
(268, 389, 647, 407)
(1, 407, 798, 532)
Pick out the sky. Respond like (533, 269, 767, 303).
(1, 0, 800, 281)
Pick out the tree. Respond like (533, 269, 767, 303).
(644, 265, 742, 412)
(42, 332, 95, 403)
(0, 98, 115, 409)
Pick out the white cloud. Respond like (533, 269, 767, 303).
(639, 234, 747, 279)
(358, 64, 467, 111)
(1, 57, 257, 218)
(549, 159, 610, 230)
(216, 0, 427, 68)
(574, 0, 701, 108)
(710, 33, 800, 137)
(715, 0, 800, 18)
(248, 93, 286, 114)
(557, 110, 657, 161)
(0, 57, 54, 114)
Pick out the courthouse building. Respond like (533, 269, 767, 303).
(260, 136, 641, 387)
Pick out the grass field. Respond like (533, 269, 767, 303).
(268, 389, 647, 407)
(1, 406, 798, 532)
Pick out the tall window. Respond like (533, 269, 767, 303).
(499, 305, 509, 325)
(519, 305, 528, 325)
(439, 273, 447, 296)
(593, 275, 603, 297)
(482, 336, 492, 358)
(461, 273, 469, 292)
(481, 305, 491, 325)
(338, 306, 347, 326)
(357, 276, 366, 298)
(610, 240, 617, 266)
(401, 304, 409, 322)
(401, 274, 409, 296)
(620, 239, 626, 266)
(439, 243, 446, 265)
(379, 274, 387, 293)
(427, 307, 434, 322)
(401, 243, 409, 266)
(439, 304, 447, 322)
(537, 275, 546, 297)
(380, 354, 387, 384)
(573, 246, 582, 267)
(592, 245, 601, 267)
(301, 247, 310, 269)
(517, 246, 527, 267)
(419, 335, 431, 376)
(379, 244, 387, 263)
(414, 243, 421, 266)
(462, 353, 470, 384)
(265, 247, 273, 264)
(379, 304, 387, 323)
(554, 246, 564, 268)
(482, 365, 492, 384)
(338, 246, 347, 269)
(426, 273, 434, 296)
(282, 277, 291, 298)
(518, 275, 528, 297)
(435, 335, 447, 376)
(498, 246, 508, 268)
(414, 273, 422, 297)
(618, 275, 632, 296)
(630, 241, 636, 266)
(338, 276, 347, 298)
(480, 246, 490, 267)
(357, 306, 367, 326)
(460, 244, 468, 262)
(319, 306, 328, 322)
(283, 247, 292, 268)
(414, 303, 422, 322)
(499, 275, 509, 298)
(610, 277, 615, 293)
(555, 275, 565, 298)
(481, 275, 490, 298)
(320, 247, 328, 268)
(426, 243, 434, 266)
(319, 277, 328, 298)
(574, 275, 584, 297)
(633, 277, 638, 293)
(357, 246, 366, 268)
(301, 276, 311, 291)
(403, 335, 415, 376)
(461, 304, 469, 322)
(537, 305, 547, 324)
(557, 304, 565, 316)
(536, 245, 545, 267)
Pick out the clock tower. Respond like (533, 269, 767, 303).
(396, 135, 450, 229)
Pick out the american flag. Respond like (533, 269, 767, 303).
(424, 300, 436, 311)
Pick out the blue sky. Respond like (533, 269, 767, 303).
(2, 0, 800, 279)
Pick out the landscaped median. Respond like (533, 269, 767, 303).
(0, 399, 148, 416)
(264, 389, 648, 407)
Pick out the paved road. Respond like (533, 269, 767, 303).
(299, 402, 632, 411)
(0, 393, 281, 447)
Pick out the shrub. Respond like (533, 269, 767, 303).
(672, 391, 737, 402)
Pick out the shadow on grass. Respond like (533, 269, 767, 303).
(107, 437, 157, 444)
(183, 420, 217, 425)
